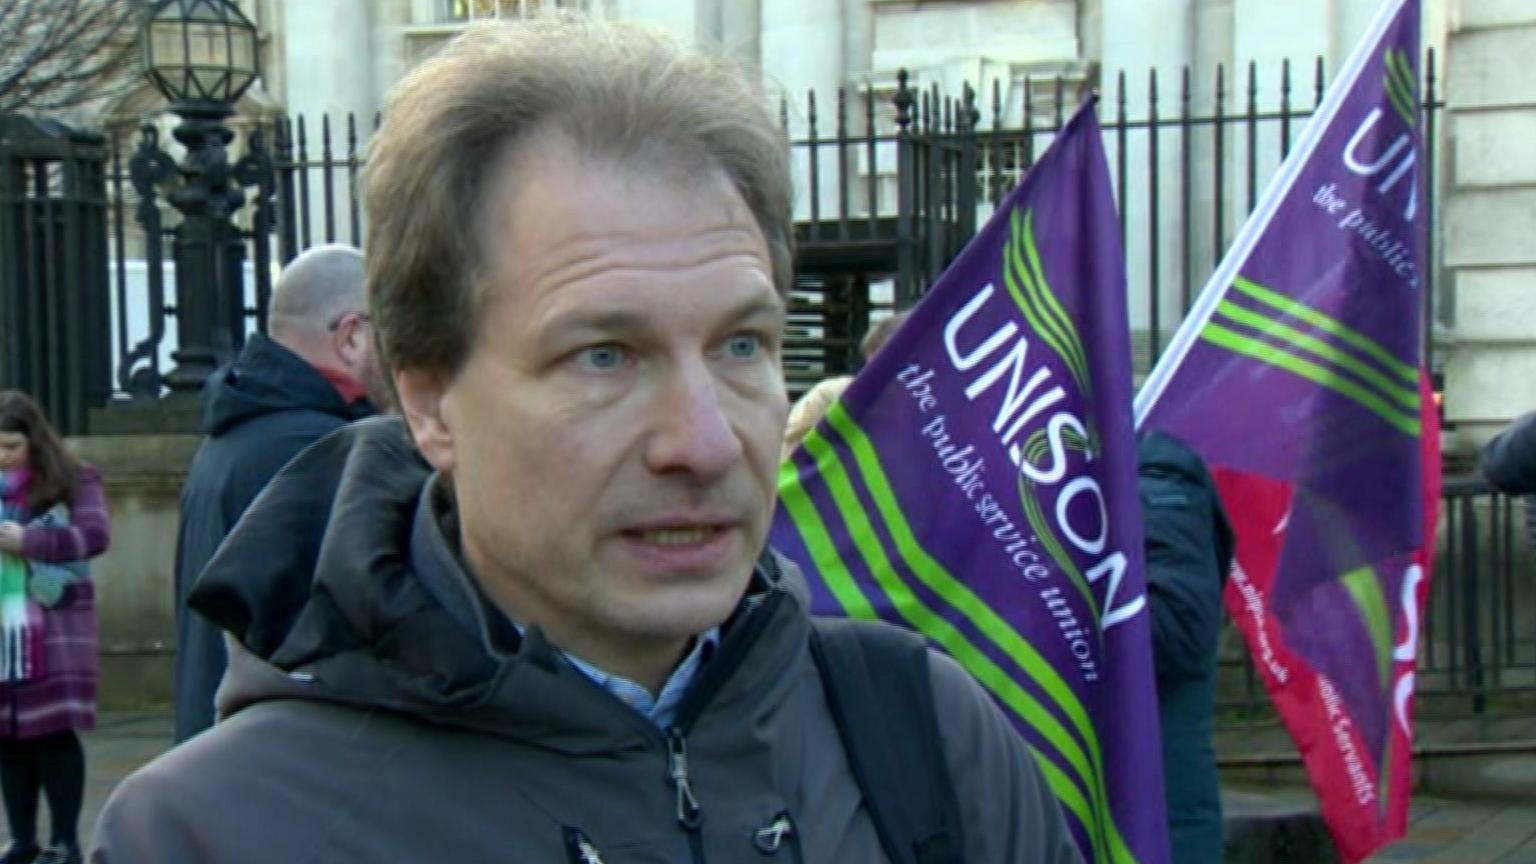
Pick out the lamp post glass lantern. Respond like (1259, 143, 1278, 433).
(144, 0, 258, 115)
(139, 0, 263, 393)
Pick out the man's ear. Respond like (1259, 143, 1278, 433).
(394, 367, 455, 473)
(332, 315, 368, 370)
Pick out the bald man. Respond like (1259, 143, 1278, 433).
(172, 245, 381, 742)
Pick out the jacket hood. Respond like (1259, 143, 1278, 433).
(199, 333, 371, 436)
(188, 416, 811, 748)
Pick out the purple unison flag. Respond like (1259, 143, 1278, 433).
(1135, 1, 1436, 860)
(773, 103, 1167, 864)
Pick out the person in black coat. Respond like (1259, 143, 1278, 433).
(1138, 432, 1234, 864)
(1479, 411, 1536, 580)
(1480, 411, 1536, 495)
(173, 245, 380, 743)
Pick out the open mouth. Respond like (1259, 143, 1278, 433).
(633, 526, 723, 546)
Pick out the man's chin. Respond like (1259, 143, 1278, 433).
(616, 576, 753, 639)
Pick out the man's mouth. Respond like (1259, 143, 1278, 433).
(636, 526, 723, 546)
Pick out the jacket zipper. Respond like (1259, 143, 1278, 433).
(563, 826, 605, 863)
(753, 811, 802, 861)
(660, 585, 790, 864)
(667, 727, 706, 862)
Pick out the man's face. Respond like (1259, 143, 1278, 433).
(352, 323, 392, 411)
(330, 310, 389, 409)
(398, 139, 788, 669)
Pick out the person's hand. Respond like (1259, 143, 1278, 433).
(0, 522, 23, 553)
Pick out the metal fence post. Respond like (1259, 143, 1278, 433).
(0, 115, 111, 433)
(1460, 493, 1485, 714)
(957, 82, 979, 243)
(894, 70, 918, 306)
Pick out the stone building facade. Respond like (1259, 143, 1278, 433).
(117, 0, 1536, 453)
(1439, 2, 1536, 452)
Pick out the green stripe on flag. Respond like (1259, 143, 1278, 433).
(777, 459, 880, 620)
(1339, 566, 1394, 708)
(1200, 322, 1420, 436)
(781, 454, 1128, 851)
(1214, 300, 1420, 410)
(1383, 71, 1416, 129)
(1016, 210, 1093, 391)
(796, 426, 1109, 858)
(1004, 212, 1083, 391)
(1024, 425, 1091, 464)
(1338, 564, 1398, 808)
(1021, 211, 1092, 387)
(1230, 276, 1418, 386)
(1386, 49, 1416, 99)
(1017, 478, 1102, 623)
(1385, 49, 1418, 126)
(1033, 750, 1096, 840)
(821, 404, 1138, 863)
(1004, 245, 1078, 394)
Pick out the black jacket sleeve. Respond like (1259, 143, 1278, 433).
(1138, 432, 1234, 685)
(1480, 411, 1536, 496)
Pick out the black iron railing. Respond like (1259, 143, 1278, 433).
(1424, 476, 1535, 713)
(98, 53, 1445, 404)
(1217, 475, 1536, 719)
(0, 114, 112, 434)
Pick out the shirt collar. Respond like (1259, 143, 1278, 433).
(556, 627, 720, 729)
(314, 364, 368, 406)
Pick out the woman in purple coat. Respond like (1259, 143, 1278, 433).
(0, 393, 110, 864)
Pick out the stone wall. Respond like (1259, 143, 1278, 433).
(1440, 2, 1536, 455)
(69, 432, 200, 711)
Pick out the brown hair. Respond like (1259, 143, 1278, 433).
(0, 391, 80, 514)
(363, 16, 794, 380)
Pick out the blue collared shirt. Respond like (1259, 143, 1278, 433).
(565, 595, 764, 727)
(558, 627, 719, 729)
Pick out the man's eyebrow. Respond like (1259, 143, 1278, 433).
(541, 306, 648, 335)
(728, 295, 788, 322)
(543, 294, 785, 335)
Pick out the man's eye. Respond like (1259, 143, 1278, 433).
(726, 333, 761, 359)
(577, 345, 625, 371)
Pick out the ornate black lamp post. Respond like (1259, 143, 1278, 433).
(139, 0, 261, 392)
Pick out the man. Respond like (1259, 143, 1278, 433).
(171, 244, 379, 742)
(96, 19, 1079, 862)
(1139, 432, 1233, 864)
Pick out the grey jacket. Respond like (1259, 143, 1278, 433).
(92, 418, 1081, 863)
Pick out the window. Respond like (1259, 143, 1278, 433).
(435, 0, 586, 23)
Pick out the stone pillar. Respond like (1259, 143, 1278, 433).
(279, 0, 377, 147)
(69, 433, 203, 711)
(370, 0, 412, 125)
(282, 0, 377, 249)
(1441, 2, 1536, 452)
(721, 0, 761, 69)
(613, 0, 698, 42)
(762, 0, 844, 223)
(1233, 0, 1331, 74)
(841, 0, 872, 86)
(1102, 0, 1194, 367)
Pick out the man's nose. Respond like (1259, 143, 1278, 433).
(643, 361, 743, 481)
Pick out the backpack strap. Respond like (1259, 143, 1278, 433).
(809, 617, 965, 864)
